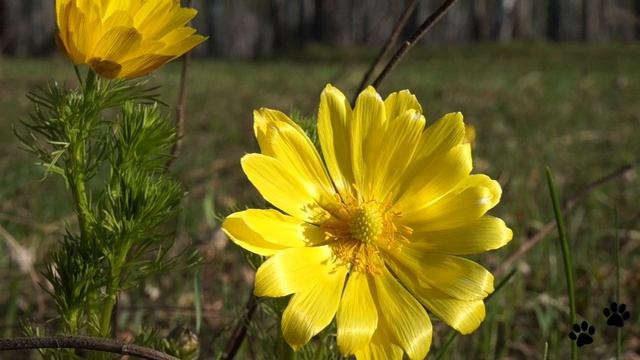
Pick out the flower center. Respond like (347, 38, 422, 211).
(350, 205, 384, 245)
(323, 198, 412, 274)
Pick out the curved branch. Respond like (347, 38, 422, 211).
(371, 0, 459, 90)
(353, 0, 419, 103)
(167, 52, 191, 168)
(0, 336, 178, 360)
(494, 164, 635, 277)
(221, 294, 258, 360)
(167, 0, 193, 168)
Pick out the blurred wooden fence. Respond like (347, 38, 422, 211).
(1, 0, 639, 58)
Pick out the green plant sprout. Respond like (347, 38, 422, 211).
(14, 69, 201, 359)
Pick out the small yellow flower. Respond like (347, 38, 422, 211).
(223, 85, 513, 359)
(55, 0, 207, 79)
(464, 124, 476, 147)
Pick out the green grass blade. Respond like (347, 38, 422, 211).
(193, 270, 203, 334)
(614, 209, 621, 360)
(545, 167, 577, 360)
(434, 330, 458, 360)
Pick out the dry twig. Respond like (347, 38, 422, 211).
(167, 0, 193, 168)
(353, 0, 419, 102)
(495, 164, 635, 277)
(370, 0, 459, 90)
(0, 336, 178, 360)
(221, 295, 258, 360)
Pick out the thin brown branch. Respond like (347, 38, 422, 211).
(221, 294, 258, 360)
(166, 0, 193, 168)
(0, 336, 178, 360)
(370, 0, 459, 90)
(564, 164, 633, 209)
(166, 53, 190, 168)
(495, 164, 635, 277)
(494, 221, 555, 278)
(353, 0, 419, 102)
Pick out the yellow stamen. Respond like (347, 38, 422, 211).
(323, 198, 411, 274)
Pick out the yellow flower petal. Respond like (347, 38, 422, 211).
(253, 109, 335, 202)
(241, 154, 331, 224)
(254, 246, 336, 297)
(103, 0, 140, 18)
(404, 174, 502, 232)
(101, 10, 134, 30)
(388, 248, 494, 300)
(395, 143, 472, 211)
(384, 90, 422, 122)
(373, 267, 432, 360)
(350, 86, 386, 198)
(142, 6, 197, 40)
(464, 124, 476, 147)
(336, 272, 378, 355)
(56, 0, 69, 20)
(415, 112, 465, 162)
(282, 265, 347, 349)
(410, 216, 513, 255)
(71, 2, 101, 58)
(317, 84, 354, 198)
(421, 297, 486, 334)
(56, 1, 85, 64)
(159, 33, 207, 57)
(222, 209, 324, 256)
(421, 255, 494, 300)
(158, 26, 197, 44)
(92, 26, 142, 62)
(133, 0, 174, 29)
(117, 54, 174, 79)
(354, 324, 404, 360)
(56, 1, 73, 50)
(371, 109, 426, 197)
(386, 253, 488, 333)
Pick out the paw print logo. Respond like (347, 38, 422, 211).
(603, 302, 631, 328)
(568, 321, 595, 347)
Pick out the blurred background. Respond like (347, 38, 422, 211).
(2, 0, 640, 57)
(0, 1, 639, 359)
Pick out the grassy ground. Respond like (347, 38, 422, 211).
(0, 44, 639, 359)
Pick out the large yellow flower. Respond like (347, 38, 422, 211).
(55, 0, 206, 79)
(223, 85, 512, 359)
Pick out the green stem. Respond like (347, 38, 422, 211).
(66, 308, 80, 334)
(69, 69, 98, 239)
(434, 331, 457, 360)
(84, 69, 97, 96)
(99, 240, 132, 337)
(99, 295, 117, 338)
(545, 167, 577, 360)
(69, 143, 91, 239)
(60, 71, 98, 337)
(615, 209, 620, 304)
(617, 321, 622, 360)
(614, 209, 621, 360)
